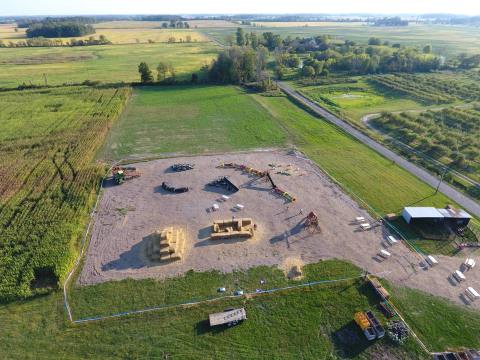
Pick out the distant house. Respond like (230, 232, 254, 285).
(402, 206, 472, 232)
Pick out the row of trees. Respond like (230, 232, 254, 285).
(138, 62, 178, 83)
(160, 20, 190, 29)
(208, 46, 269, 84)
(0, 35, 110, 48)
(1, 35, 110, 48)
(137, 44, 273, 89)
(228, 29, 282, 51)
(372, 17, 409, 26)
(273, 34, 444, 77)
(26, 21, 95, 38)
(372, 109, 480, 172)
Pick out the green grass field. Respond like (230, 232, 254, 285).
(0, 42, 218, 88)
(294, 77, 429, 124)
(2, 259, 480, 358)
(101, 85, 287, 159)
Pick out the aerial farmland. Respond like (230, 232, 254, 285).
(1, 5, 480, 360)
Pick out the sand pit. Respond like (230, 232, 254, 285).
(79, 150, 480, 308)
(281, 257, 305, 280)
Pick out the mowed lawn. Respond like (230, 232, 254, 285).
(3, 260, 480, 358)
(0, 42, 218, 88)
(295, 78, 431, 124)
(0, 261, 428, 359)
(101, 86, 287, 159)
(254, 95, 453, 215)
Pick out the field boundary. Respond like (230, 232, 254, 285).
(63, 150, 466, 357)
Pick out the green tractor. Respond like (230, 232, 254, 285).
(114, 170, 126, 185)
(112, 167, 140, 185)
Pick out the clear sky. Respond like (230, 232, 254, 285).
(1, 0, 479, 16)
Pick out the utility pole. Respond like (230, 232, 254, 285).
(435, 167, 449, 195)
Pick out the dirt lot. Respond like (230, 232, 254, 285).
(79, 150, 479, 309)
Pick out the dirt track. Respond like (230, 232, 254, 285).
(79, 150, 479, 309)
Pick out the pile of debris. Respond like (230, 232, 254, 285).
(162, 181, 189, 193)
(171, 163, 194, 172)
(386, 320, 409, 345)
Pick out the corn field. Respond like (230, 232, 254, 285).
(0, 85, 131, 300)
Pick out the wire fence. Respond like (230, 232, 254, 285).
(72, 271, 392, 324)
(62, 149, 448, 357)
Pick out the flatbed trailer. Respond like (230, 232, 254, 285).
(209, 308, 247, 327)
(365, 310, 385, 338)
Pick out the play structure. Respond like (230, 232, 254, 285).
(208, 176, 239, 193)
(147, 227, 185, 262)
(112, 166, 140, 185)
(210, 218, 255, 240)
(218, 162, 296, 202)
(162, 181, 189, 193)
(304, 211, 320, 233)
(171, 163, 194, 172)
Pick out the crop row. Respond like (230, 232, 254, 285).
(372, 107, 480, 179)
(0, 85, 131, 300)
(371, 72, 480, 104)
(369, 75, 456, 104)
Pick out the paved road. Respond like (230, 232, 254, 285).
(277, 81, 480, 218)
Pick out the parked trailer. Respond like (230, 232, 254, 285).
(354, 312, 376, 341)
(209, 308, 246, 327)
(365, 310, 385, 339)
(367, 275, 390, 300)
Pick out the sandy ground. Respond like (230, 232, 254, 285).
(79, 150, 479, 309)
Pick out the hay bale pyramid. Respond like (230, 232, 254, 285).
(147, 227, 185, 262)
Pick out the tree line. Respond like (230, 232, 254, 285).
(26, 21, 95, 38)
(371, 17, 409, 26)
(160, 20, 190, 29)
(0, 35, 110, 48)
(138, 62, 184, 84)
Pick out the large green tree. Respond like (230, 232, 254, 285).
(236, 28, 245, 46)
(138, 62, 154, 83)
